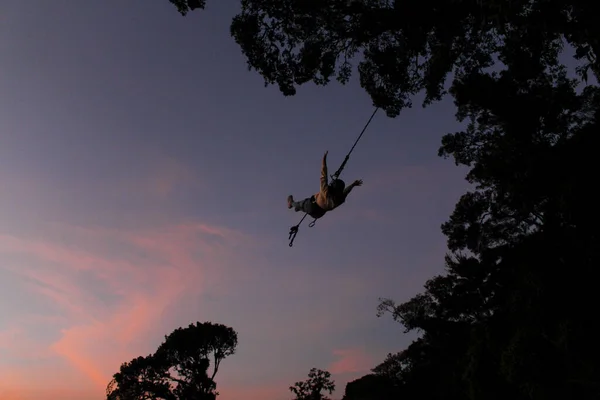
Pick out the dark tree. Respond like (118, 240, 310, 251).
(168, 0, 205, 15)
(374, 41, 600, 400)
(370, 352, 402, 382)
(170, 0, 599, 117)
(106, 321, 238, 400)
(341, 373, 400, 400)
(289, 368, 335, 400)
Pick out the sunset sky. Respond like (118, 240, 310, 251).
(0, 1, 470, 399)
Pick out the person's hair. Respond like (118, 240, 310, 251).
(329, 179, 346, 203)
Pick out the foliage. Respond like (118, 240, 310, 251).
(372, 37, 600, 400)
(289, 368, 335, 400)
(341, 373, 400, 400)
(168, 0, 205, 16)
(171, 0, 599, 117)
(106, 322, 238, 400)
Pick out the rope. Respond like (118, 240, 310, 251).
(331, 107, 379, 180)
(288, 107, 379, 247)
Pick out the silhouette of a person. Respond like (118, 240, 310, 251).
(287, 151, 363, 219)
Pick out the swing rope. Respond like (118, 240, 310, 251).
(288, 107, 380, 247)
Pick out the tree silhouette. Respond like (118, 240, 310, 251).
(341, 373, 400, 400)
(106, 322, 238, 400)
(168, 0, 205, 15)
(169, 0, 599, 117)
(373, 37, 599, 400)
(289, 368, 335, 400)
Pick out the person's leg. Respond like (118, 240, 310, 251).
(288, 195, 313, 213)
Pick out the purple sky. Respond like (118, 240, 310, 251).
(0, 1, 470, 399)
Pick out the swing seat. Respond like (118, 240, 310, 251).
(306, 196, 326, 219)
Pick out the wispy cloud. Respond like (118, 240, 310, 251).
(329, 348, 375, 375)
(0, 220, 255, 397)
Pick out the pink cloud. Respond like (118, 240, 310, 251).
(329, 348, 375, 375)
(0, 220, 253, 398)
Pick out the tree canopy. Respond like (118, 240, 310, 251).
(341, 373, 400, 400)
(289, 368, 336, 400)
(171, 0, 599, 117)
(368, 33, 599, 400)
(106, 322, 238, 400)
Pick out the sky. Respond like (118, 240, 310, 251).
(0, 1, 471, 399)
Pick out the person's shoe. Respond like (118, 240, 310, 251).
(287, 195, 294, 209)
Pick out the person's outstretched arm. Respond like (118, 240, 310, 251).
(343, 179, 363, 196)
